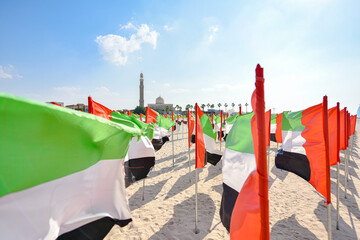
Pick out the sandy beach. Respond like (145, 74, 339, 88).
(105, 121, 360, 240)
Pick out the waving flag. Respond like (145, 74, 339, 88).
(275, 97, 331, 202)
(188, 109, 195, 148)
(275, 113, 283, 143)
(339, 108, 347, 150)
(328, 105, 340, 166)
(350, 115, 357, 135)
(88, 97, 155, 187)
(146, 107, 175, 151)
(270, 114, 277, 142)
(192, 107, 222, 165)
(220, 64, 269, 239)
(265, 110, 271, 147)
(0, 93, 139, 239)
(195, 103, 206, 168)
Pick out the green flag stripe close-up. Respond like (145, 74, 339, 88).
(281, 111, 305, 132)
(200, 114, 216, 140)
(0, 93, 140, 198)
(225, 112, 254, 154)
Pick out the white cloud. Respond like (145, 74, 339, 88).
(96, 23, 159, 65)
(94, 86, 119, 97)
(0, 65, 13, 79)
(164, 25, 174, 31)
(54, 86, 80, 93)
(208, 25, 219, 43)
(163, 83, 171, 87)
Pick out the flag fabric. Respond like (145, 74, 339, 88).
(0, 93, 139, 239)
(339, 108, 347, 150)
(275, 113, 283, 143)
(270, 114, 277, 142)
(350, 115, 357, 135)
(188, 110, 195, 148)
(328, 105, 340, 166)
(275, 98, 331, 202)
(265, 110, 271, 147)
(220, 64, 269, 239)
(88, 97, 155, 187)
(146, 107, 175, 151)
(195, 103, 206, 168)
(225, 114, 240, 136)
(192, 107, 223, 165)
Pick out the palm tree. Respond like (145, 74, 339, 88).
(190, 105, 194, 111)
(201, 104, 206, 111)
(185, 104, 190, 111)
(224, 103, 228, 111)
(231, 103, 235, 109)
(165, 105, 170, 114)
(218, 103, 222, 111)
(245, 103, 248, 113)
(211, 104, 215, 109)
(175, 104, 180, 113)
(207, 103, 210, 111)
(179, 106, 182, 113)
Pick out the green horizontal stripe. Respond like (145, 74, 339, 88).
(225, 112, 254, 154)
(200, 114, 217, 140)
(0, 93, 140, 197)
(282, 110, 305, 132)
(271, 114, 277, 124)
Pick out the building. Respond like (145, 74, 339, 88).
(148, 96, 173, 113)
(139, 73, 144, 107)
(65, 104, 88, 112)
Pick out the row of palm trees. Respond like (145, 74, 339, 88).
(176, 103, 249, 113)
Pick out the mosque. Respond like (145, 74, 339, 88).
(139, 73, 173, 113)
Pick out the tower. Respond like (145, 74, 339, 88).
(139, 73, 144, 107)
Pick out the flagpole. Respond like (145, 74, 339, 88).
(172, 130, 175, 167)
(188, 147, 191, 182)
(336, 162, 340, 230)
(142, 179, 145, 201)
(344, 148, 349, 198)
(195, 168, 199, 234)
(328, 204, 332, 240)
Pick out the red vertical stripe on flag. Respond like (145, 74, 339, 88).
(187, 110, 194, 148)
(219, 111, 223, 141)
(195, 103, 205, 169)
(350, 115, 357, 135)
(328, 105, 339, 166)
(322, 96, 331, 205)
(275, 113, 283, 143)
(88, 96, 114, 120)
(265, 110, 271, 147)
(146, 107, 158, 124)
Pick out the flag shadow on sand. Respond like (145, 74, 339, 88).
(128, 179, 169, 210)
(314, 200, 358, 239)
(149, 193, 215, 240)
(271, 214, 319, 240)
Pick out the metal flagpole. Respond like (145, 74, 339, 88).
(348, 135, 354, 182)
(195, 168, 199, 234)
(188, 147, 191, 182)
(142, 179, 145, 201)
(344, 149, 349, 198)
(328, 203, 332, 240)
(336, 162, 340, 230)
(172, 130, 175, 167)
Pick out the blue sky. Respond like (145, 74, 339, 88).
(1, 0, 359, 114)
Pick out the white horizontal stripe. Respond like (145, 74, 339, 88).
(222, 148, 256, 192)
(125, 136, 155, 162)
(0, 159, 131, 240)
(282, 130, 306, 155)
(153, 125, 171, 139)
(204, 134, 223, 155)
(270, 123, 276, 134)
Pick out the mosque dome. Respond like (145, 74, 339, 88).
(156, 96, 164, 104)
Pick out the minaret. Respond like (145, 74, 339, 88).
(139, 73, 144, 107)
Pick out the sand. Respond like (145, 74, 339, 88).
(105, 120, 360, 240)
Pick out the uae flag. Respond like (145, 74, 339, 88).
(339, 108, 347, 151)
(225, 113, 240, 136)
(220, 64, 269, 239)
(275, 113, 283, 143)
(191, 107, 222, 166)
(188, 109, 195, 148)
(328, 104, 340, 166)
(88, 97, 155, 187)
(350, 115, 357, 135)
(0, 93, 139, 239)
(270, 114, 277, 142)
(146, 107, 175, 151)
(275, 97, 331, 202)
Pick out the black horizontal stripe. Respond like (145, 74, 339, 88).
(275, 149, 311, 181)
(152, 136, 170, 151)
(124, 157, 155, 188)
(270, 133, 277, 142)
(220, 183, 239, 232)
(206, 151, 222, 166)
